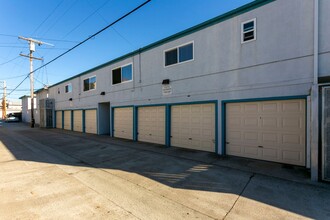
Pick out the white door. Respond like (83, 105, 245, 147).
(138, 106, 165, 145)
(73, 110, 83, 132)
(85, 109, 97, 134)
(171, 103, 215, 152)
(56, 111, 62, 129)
(226, 99, 306, 166)
(63, 110, 71, 130)
(114, 107, 133, 140)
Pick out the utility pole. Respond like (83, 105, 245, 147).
(1, 81, 6, 120)
(19, 36, 53, 127)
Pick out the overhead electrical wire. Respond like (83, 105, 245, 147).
(8, 0, 151, 96)
(0, 56, 20, 66)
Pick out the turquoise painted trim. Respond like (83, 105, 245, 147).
(165, 105, 170, 147)
(96, 109, 99, 135)
(54, 110, 57, 128)
(82, 110, 86, 133)
(38, 0, 275, 91)
(133, 107, 137, 141)
(111, 107, 114, 137)
(221, 95, 308, 155)
(112, 105, 135, 109)
(61, 111, 64, 129)
(71, 110, 74, 131)
(215, 100, 219, 154)
(170, 100, 218, 106)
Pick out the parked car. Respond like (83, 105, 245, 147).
(5, 116, 19, 122)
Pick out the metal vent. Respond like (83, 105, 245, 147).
(322, 87, 330, 181)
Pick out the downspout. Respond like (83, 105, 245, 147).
(311, 0, 319, 181)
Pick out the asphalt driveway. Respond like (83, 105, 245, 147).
(0, 122, 329, 219)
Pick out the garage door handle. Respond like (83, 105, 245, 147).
(258, 146, 263, 148)
(226, 142, 230, 144)
(188, 138, 192, 140)
(149, 134, 152, 136)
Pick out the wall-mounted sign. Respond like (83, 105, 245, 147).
(162, 84, 172, 96)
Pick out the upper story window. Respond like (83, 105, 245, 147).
(65, 83, 72, 93)
(112, 63, 133, 85)
(241, 18, 256, 43)
(83, 76, 96, 91)
(165, 42, 193, 67)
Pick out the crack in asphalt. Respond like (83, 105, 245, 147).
(222, 173, 255, 220)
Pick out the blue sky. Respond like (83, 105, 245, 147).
(0, 0, 253, 100)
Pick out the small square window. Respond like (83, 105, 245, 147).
(65, 83, 72, 93)
(241, 19, 256, 43)
(83, 76, 96, 91)
(165, 49, 178, 66)
(112, 64, 133, 85)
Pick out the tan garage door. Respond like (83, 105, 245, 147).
(56, 111, 62, 129)
(114, 107, 133, 140)
(85, 109, 97, 134)
(226, 99, 306, 166)
(171, 103, 215, 152)
(138, 106, 165, 145)
(63, 110, 71, 130)
(73, 110, 83, 132)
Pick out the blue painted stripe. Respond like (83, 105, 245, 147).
(165, 105, 171, 147)
(82, 110, 86, 133)
(71, 110, 74, 131)
(61, 111, 64, 129)
(133, 106, 137, 141)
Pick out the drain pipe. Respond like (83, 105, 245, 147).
(311, 0, 319, 181)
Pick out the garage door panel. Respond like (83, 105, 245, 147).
(171, 103, 215, 152)
(64, 111, 71, 130)
(85, 110, 97, 134)
(226, 99, 306, 166)
(56, 111, 62, 128)
(114, 107, 133, 140)
(73, 110, 83, 132)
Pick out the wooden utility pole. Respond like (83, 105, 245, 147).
(1, 81, 6, 120)
(19, 36, 52, 127)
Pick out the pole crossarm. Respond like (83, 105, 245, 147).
(19, 53, 43, 60)
(18, 36, 54, 47)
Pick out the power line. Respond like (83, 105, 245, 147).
(0, 73, 27, 80)
(8, 0, 151, 96)
(0, 56, 20, 66)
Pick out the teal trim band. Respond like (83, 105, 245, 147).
(111, 107, 114, 137)
(221, 95, 308, 155)
(82, 110, 86, 133)
(61, 111, 64, 129)
(133, 106, 137, 141)
(71, 110, 74, 131)
(165, 105, 170, 147)
(37, 0, 275, 92)
(215, 100, 219, 154)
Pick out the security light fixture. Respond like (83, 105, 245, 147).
(162, 79, 170, 85)
(100, 91, 105, 95)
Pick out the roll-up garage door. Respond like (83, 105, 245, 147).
(73, 110, 83, 132)
(171, 103, 215, 152)
(138, 106, 165, 145)
(63, 110, 71, 130)
(226, 99, 306, 166)
(85, 109, 97, 134)
(114, 107, 133, 140)
(56, 111, 62, 129)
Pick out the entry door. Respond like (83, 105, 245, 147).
(56, 111, 62, 129)
(171, 103, 215, 152)
(73, 110, 83, 132)
(63, 110, 71, 130)
(226, 99, 306, 166)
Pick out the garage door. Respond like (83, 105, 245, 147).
(226, 99, 306, 166)
(56, 111, 62, 129)
(85, 109, 97, 134)
(171, 103, 215, 152)
(63, 110, 71, 130)
(114, 107, 133, 140)
(73, 110, 83, 132)
(138, 106, 165, 145)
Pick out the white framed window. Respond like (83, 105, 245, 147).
(65, 83, 72, 93)
(112, 63, 133, 85)
(83, 76, 96, 92)
(164, 41, 194, 67)
(241, 18, 256, 43)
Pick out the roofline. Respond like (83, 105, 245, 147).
(46, 0, 275, 89)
